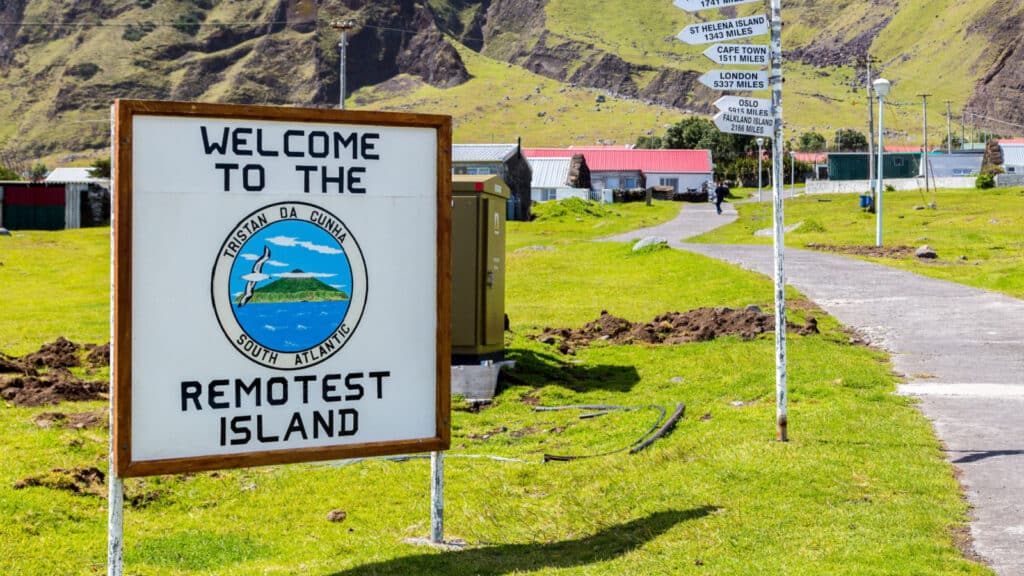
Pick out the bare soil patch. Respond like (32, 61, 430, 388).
(14, 466, 106, 497)
(532, 308, 818, 353)
(806, 243, 915, 258)
(0, 339, 109, 406)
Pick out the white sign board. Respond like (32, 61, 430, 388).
(699, 69, 769, 91)
(112, 101, 451, 477)
(677, 14, 768, 45)
(714, 95, 772, 114)
(703, 43, 770, 66)
(714, 110, 775, 137)
(673, 0, 762, 11)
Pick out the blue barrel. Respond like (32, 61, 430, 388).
(859, 195, 872, 208)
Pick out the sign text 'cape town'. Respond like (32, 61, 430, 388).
(676, 14, 768, 45)
(703, 43, 770, 66)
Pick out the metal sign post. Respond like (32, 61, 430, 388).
(769, 0, 788, 442)
(430, 450, 444, 543)
(673, 0, 786, 441)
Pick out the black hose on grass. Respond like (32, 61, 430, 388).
(536, 402, 684, 462)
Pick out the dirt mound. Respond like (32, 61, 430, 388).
(85, 343, 110, 368)
(0, 339, 110, 406)
(806, 243, 914, 258)
(14, 466, 106, 497)
(534, 308, 818, 352)
(22, 337, 81, 369)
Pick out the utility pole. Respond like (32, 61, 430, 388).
(331, 20, 356, 110)
(918, 93, 931, 197)
(866, 57, 876, 203)
(945, 100, 952, 153)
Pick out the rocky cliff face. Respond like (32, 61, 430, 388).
(965, 1, 1024, 131)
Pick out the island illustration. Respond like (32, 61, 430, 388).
(235, 269, 350, 305)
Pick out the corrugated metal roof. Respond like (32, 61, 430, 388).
(523, 148, 711, 173)
(453, 144, 518, 163)
(528, 157, 572, 188)
(44, 167, 107, 183)
(998, 139, 1024, 145)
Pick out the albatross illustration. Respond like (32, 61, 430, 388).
(238, 245, 271, 307)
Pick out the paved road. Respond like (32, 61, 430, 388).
(604, 202, 1024, 576)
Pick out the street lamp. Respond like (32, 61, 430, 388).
(331, 20, 356, 110)
(756, 137, 765, 202)
(873, 78, 891, 247)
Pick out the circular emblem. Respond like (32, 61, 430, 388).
(211, 202, 367, 370)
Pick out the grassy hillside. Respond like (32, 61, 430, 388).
(352, 43, 680, 147)
(0, 0, 1016, 166)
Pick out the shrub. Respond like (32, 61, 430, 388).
(976, 173, 996, 189)
(532, 198, 611, 221)
(123, 22, 156, 41)
(173, 10, 204, 36)
(794, 219, 826, 234)
(66, 62, 100, 80)
(136, 0, 154, 7)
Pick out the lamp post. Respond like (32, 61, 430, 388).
(873, 78, 891, 247)
(789, 150, 795, 197)
(331, 20, 356, 110)
(756, 137, 765, 202)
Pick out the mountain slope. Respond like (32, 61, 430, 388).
(0, 0, 1020, 165)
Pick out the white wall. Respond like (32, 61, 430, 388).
(995, 174, 1024, 187)
(806, 177, 976, 194)
(644, 172, 712, 192)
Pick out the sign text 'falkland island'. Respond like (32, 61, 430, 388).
(699, 69, 769, 91)
(703, 43, 770, 66)
(677, 14, 768, 45)
(673, 0, 762, 12)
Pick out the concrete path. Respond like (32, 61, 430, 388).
(604, 203, 1024, 576)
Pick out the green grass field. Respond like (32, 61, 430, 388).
(0, 202, 990, 575)
(690, 187, 1024, 298)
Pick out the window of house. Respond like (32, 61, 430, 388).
(894, 158, 905, 167)
(624, 177, 639, 189)
(542, 189, 557, 201)
(659, 178, 679, 191)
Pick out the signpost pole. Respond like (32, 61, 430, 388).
(769, 0, 788, 442)
(430, 450, 444, 544)
(107, 105, 125, 576)
(107, 473, 124, 576)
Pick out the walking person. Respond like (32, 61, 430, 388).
(714, 181, 729, 215)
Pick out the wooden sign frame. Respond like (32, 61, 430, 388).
(112, 100, 451, 477)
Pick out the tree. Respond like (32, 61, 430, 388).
(89, 157, 111, 178)
(797, 131, 826, 152)
(833, 129, 868, 151)
(0, 165, 20, 180)
(663, 116, 750, 167)
(634, 135, 664, 149)
(29, 163, 48, 182)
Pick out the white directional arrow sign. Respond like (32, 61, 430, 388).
(703, 43, 770, 66)
(714, 95, 772, 115)
(713, 111, 774, 137)
(673, 0, 762, 11)
(699, 70, 769, 91)
(676, 14, 768, 45)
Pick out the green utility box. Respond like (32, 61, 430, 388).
(451, 175, 508, 364)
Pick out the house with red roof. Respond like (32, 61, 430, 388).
(523, 148, 713, 194)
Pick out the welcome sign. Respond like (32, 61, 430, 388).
(112, 100, 451, 477)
